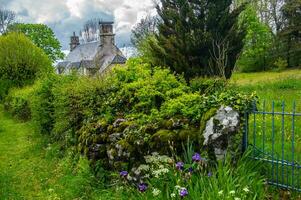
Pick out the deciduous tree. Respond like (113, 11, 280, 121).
(131, 15, 159, 47)
(8, 23, 64, 62)
(0, 8, 15, 34)
(280, 0, 301, 67)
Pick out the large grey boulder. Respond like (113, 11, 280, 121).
(203, 106, 240, 160)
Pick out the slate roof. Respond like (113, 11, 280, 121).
(56, 61, 69, 68)
(69, 62, 81, 69)
(65, 41, 100, 63)
(112, 55, 127, 64)
(56, 40, 126, 74)
(81, 60, 96, 68)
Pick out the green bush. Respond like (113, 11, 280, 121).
(190, 77, 228, 95)
(0, 32, 52, 99)
(0, 79, 14, 101)
(14, 58, 255, 170)
(4, 86, 34, 121)
(31, 73, 78, 136)
(273, 57, 288, 72)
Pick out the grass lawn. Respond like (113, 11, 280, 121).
(232, 69, 301, 109)
(0, 105, 101, 199)
(231, 69, 301, 86)
(233, 69, 301, 192)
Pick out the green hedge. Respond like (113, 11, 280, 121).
(4, 86, 35, 121)
(0, 33, 52, 100)
(4, 58, 256, 170)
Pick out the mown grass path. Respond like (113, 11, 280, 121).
(0, 105, 59, 199)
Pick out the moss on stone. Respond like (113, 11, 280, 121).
(160, 119, 173, 129)
(107, 125, 114, 134)
(143, 124, 157, 134)
(200, 108, 218, 133)
(152, 129, 176, 142)
(178, 128, 199, 141)
(118, 139, 134, 152)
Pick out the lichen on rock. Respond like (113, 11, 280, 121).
(203, 106, 240, 160)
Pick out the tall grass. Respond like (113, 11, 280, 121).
(95, 153, 266, 200)
(234, 70, 301, 196)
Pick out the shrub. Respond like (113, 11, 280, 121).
(4, 86, 35, 121)
(273, 57, 288, 72)
(0, 79, 14, 101)
(31, 73, 78, 136)
(0, 32, 52, 99)
(19, 58, 255, 170)
(190, 77, 228, 95)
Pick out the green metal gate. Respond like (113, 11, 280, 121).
(243, 101, 301, 192)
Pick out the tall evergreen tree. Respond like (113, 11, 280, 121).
(144, 0, 246, 80)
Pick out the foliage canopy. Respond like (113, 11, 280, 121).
(8, 23, 64, 62)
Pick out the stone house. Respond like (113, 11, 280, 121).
(56, 22, 127, 75)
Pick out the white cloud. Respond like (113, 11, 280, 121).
(1, 0, 156, 49)
(66, 0, 85, 18)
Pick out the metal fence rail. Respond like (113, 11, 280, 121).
(243, 101, 301, 192)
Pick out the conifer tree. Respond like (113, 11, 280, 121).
(145, 0, 247, 80)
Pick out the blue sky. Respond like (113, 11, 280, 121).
(0, 0, 156, 50)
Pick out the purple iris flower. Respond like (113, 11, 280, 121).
(208, 172, 212, 177)
(188, 167, 193, 173)
(192, 153, 201, 162)
(176, 162, 184, 170)
(138, 183, 148, 192)
(179, 188, 188, 197)
(119, 171, 128, 177)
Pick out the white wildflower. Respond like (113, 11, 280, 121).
(152, 168, 169, 178)
(116, 186, 124, 191)
(143, 174, 150, 178)
(218, 190, 223, 196)
(175, 185, 181, 190)
(138, 164, 150, 171)
(170, 193, 176, 198)
(243, 187, 250, 193)
(229, 190, 236, 195)
(152, 188, 161, 197)
(127, 175, 133, 181)
(134, 169, 141, 175)
(152, 152, 159, 156)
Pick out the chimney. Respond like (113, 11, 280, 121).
(70, 32, 80, 51)
(99, 21, 115, 46)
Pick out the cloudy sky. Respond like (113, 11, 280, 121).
(1, 0, 156, 50)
